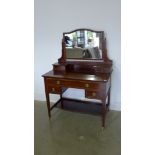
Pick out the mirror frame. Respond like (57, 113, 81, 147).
(58, 28, 112, 64)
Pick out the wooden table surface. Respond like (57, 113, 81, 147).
(42, 70, 110, 82)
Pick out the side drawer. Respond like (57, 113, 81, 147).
(85, 90, 101, 99)
(47, 85, 61, 94)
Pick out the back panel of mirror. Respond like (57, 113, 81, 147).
(64, 30, 103, 60)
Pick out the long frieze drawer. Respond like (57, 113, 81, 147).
(63, 81, 100, 90)
(85, 90, 101, 99)
(46, 78, 101, 90)
(47, 85, 61, 94)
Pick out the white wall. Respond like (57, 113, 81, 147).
(34, 0, 121, 110)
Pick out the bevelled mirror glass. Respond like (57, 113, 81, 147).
(64, 29, 103, 59)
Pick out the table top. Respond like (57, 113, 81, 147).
(42, 70, 110, 82)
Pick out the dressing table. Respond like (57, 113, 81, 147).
(42, 29, 113, 127)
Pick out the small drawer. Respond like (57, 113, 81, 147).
(81, 82, 100, 90)
(93, 66, 102, 72)
(47, 85, 61, 94)
(46, 78, 61, 85)
(85, 91, 101, 99)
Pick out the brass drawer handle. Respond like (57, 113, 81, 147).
(56, 80, 60, 84)
(92, 92, 96, 97)
(52, 88, 55, 92)
(85, 84, 89, 88)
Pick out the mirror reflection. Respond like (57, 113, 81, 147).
(64, 30, 102, 59)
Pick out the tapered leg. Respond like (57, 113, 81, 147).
(102, 98, 107, 127)
(107, 88, 111, 111)
(60, 92, 64, 109)
(45, 92, 51, 118)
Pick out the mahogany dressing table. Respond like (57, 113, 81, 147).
(42, 29, 113, 127)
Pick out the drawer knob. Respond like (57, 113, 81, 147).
(56, 81, 60, 84)
(52, 88, 55, 92)
(85, 84, 89, 88)
(92, 92, 96, 97)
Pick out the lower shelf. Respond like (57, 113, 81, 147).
(55, 98, 104, 115)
